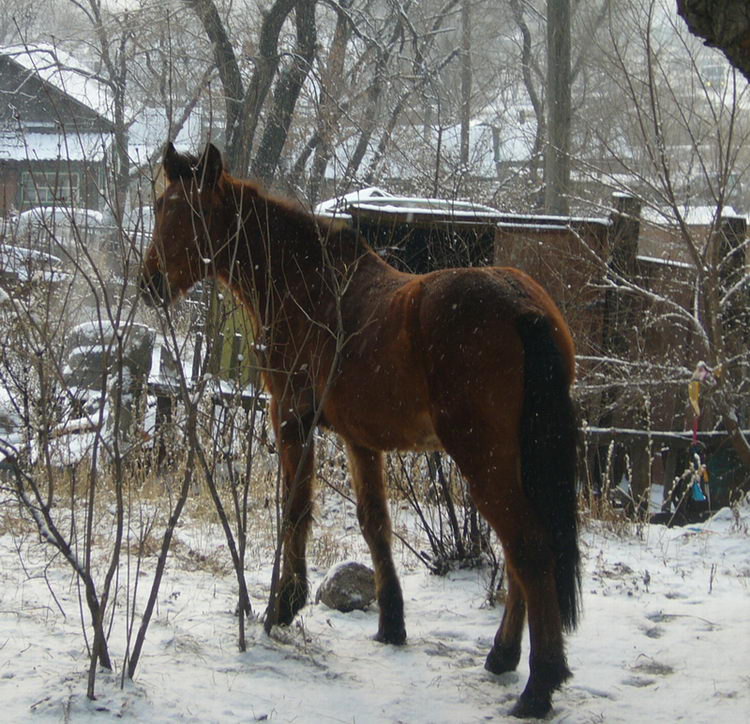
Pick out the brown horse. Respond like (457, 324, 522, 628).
(140, 142, 581, 719)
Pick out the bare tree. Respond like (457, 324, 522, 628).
(251, 0, 316, 181)
(459, 0, 472, 169)
(0, 0, 45, 44)
(584, 0, 750, 477)
(184, 0, 312, 181)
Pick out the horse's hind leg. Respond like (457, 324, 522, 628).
(273, 408, 315, 626)
(483, 485, 569, 718)
(345, 442, 406, 644)
(485, 570, 526, 675)
(504, 534, 570, 718)
(440, 435, 569, 718)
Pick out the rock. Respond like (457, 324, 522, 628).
(315, 561, 376, 613)
(64, 322, 156, 390)
(63, 322, 158, 445)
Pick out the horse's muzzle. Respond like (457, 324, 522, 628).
(139, 269, 169, 307)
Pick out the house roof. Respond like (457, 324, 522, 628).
(0, 46, 207, 167)
(0, 44, 113, 123)
(0, 45, 117, 165)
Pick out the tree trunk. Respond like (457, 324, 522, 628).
(510, 0, 546, 208)
(459, 0, 472, 169)
(677, 0, 750, 83)
(308, 9, 350, 204)
(252, 0, 316, 183)
(184, 0, 245, 167)
(715, 216, 750, 472)
(343, 53, 388, 187)
(184, 0, 298, 175)
(544, 0, 571, 214)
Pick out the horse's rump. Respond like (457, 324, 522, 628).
(415, 266, 580, 629)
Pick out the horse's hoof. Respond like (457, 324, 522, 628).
(484, 644, 521, 674)
(374, 627, 407, 645)
(275, 596, 295, 626)
(277, 578, 308, 625)
(276, 607, 294, 626)
(510, 693, 551, 719)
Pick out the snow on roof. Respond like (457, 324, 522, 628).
(642, 204, 742, 227)
(320, 111, 535, 183)
(0, 44, 113, 122)
(0, 243, 66, 284)
(126, 107, 205, 167)
(349, 195, 503, 221)
(441, 118, 535, 167)
(314, 187, 392, 217)
(496, 222, 572, 232)
(0, 130, 111, 161)
(497, 211, 612, 226)
(637, 254, 695, 269)
(0, 46, 209, 166)
(15, 206, 105, 231)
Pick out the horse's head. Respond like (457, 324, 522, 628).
(140, 142, 228, 306)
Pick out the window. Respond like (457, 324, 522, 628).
(702, 64, 726, 91)
(20, 170, 79, 207)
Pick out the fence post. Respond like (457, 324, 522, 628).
(155, 393, 173, 469)
(717, 215, 748, 336)
(604, 194, 641, 376)
(604, 194, 642, 363)
(191, 332, 204, 382)
(599, 195, 647, 501)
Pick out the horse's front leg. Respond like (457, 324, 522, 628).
(272, 406, 316, 626)
(345, 442, 406, 644)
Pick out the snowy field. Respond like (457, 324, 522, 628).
(1, 494, 748, 723)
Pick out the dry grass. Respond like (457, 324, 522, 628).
(2, 429, 639, 581)
(0, 502, 36, 537)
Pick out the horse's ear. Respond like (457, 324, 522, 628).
(162, 142, 192, 183)
(196, 143, 224, 189)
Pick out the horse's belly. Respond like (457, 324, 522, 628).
(357, 414, 441, 452)
(325, 394, 441, 452)
(386, 410, 442, 452)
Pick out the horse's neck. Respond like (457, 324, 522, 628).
(226, 184, 375, 324)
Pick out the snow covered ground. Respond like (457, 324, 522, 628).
(1, 495, 748, 723)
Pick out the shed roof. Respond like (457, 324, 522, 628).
(346, 196, 503, 227)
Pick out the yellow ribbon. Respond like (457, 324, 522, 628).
(688, 379, 701, 416)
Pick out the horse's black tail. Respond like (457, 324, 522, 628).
(517, 313, 581, 633)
